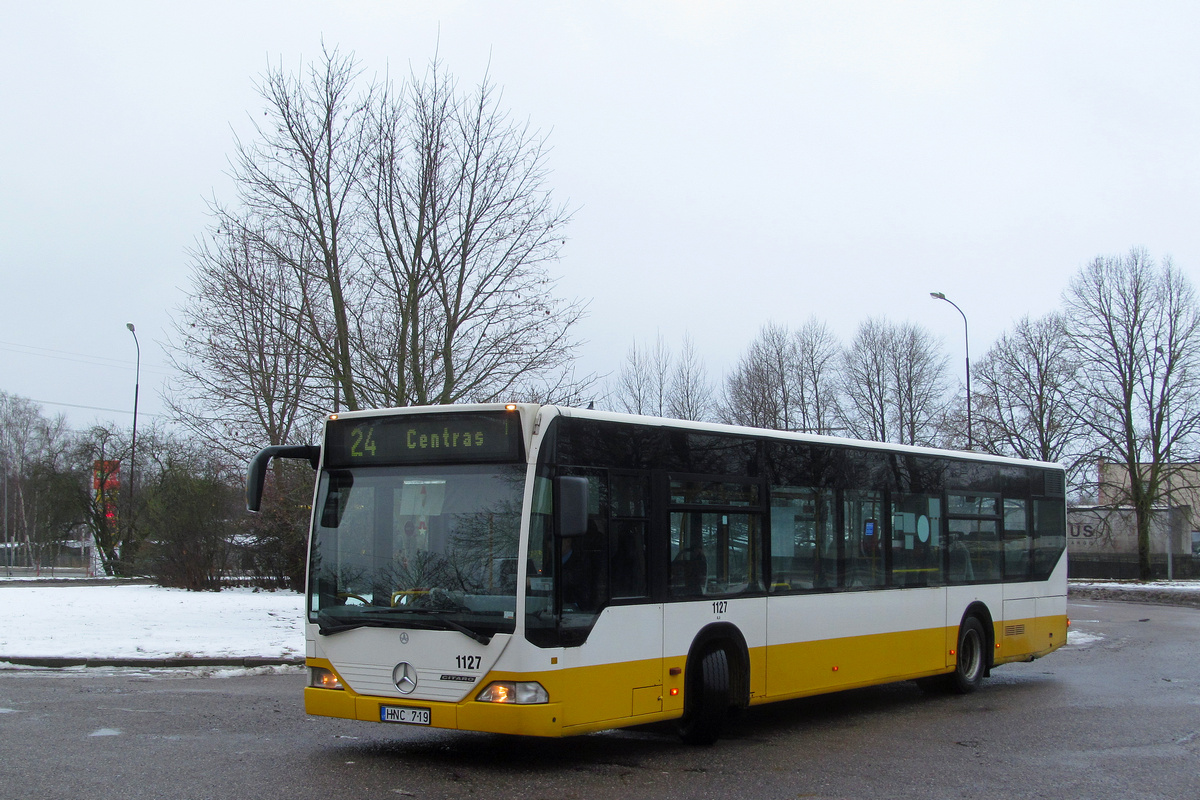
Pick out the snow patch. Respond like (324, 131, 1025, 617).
(1067, 629, 1103, 647)
(0, 585, 304, 660)
(1071, 580, 1200, 593)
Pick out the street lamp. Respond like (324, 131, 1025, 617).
(930, 292, 972, 449)
(126, 323, 140, 539)
(1156, 345, 1174, 580)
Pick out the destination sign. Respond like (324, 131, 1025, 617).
(325, 411, 523, 467)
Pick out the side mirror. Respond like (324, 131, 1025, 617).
(246, 445, 320, 512)
(555, 476, 589, 537)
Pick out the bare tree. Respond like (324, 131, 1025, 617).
(722, 323, 798, 430)
(1063, 248, 1200, 579)
(611, 333, 713, 419)
(65, 423, 135, 576)
(722, 321, 841, 432)
(228, 45, 374, 412)
(359, 64, 584, 407)
(973, 313, 1089, 484)
(890, 321, 950, 446)
(168, 220, 320, 462)
(611, 337, 659, 415)
(792, 318, 842, 435)
(839, 318, 948, 446)
(171, 48, 587, 445)
(838, 318, 894, 442)
(668, 334, 716, 422)
(0, 393, 75, 570)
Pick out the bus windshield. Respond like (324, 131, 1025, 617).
(308, 463, 526, 641)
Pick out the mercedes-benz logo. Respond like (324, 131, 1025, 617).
(399, 632, 409, 645)
(393, 661, 418, 694)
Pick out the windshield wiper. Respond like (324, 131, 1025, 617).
(412, 611, 493, 645)
(316, 615, 409, 636)
(381, 608, 493, 644)
(316, 609, 492, 644)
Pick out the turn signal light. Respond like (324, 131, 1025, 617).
(310, 667, 344, 690)
(477, 681, 549, 704)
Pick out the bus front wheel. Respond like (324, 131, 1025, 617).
(678, 648, 730, 745)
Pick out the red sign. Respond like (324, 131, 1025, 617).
(93, 460, 120, 492)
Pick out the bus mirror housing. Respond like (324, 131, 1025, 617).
(246, 445, 320, 512)
(555, 476, 589, 537)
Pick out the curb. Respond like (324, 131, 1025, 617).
(0, 656, 304, 669)
(0, 581, 158, 588)
(1068, 585, 1200, 610)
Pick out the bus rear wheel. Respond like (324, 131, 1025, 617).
(678, 648, 730, 745)
(949, 616, 986, 694)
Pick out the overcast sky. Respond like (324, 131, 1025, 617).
(3, 1, 1199, 431)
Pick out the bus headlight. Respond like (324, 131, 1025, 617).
(477, 681, 548, 704)
(310, 667, 344, 690)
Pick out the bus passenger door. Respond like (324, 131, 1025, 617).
(557, 471, 665, 727)
(608, 511, 665, 719)
(663, 506, 768, 711)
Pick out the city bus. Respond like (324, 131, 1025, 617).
(246, 403, 1067, 744)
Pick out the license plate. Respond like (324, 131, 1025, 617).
(380, 705, 431, 725)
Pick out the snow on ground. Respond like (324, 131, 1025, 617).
(0, 585, 304, 660)
(1069, 579, 1200, 609)
(1066, 629, 1104, 647)
(1070, 580, 1200, 593)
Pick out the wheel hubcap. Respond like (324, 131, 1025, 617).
(962, 631, 981, 678)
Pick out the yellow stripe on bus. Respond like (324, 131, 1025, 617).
(305, 615, 1067, 737)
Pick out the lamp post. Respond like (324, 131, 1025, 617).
(1156, 345, 1174, 580)
(930, 292, 972, 449)
(1166, 398, 1174, 581)
(126, 323, 140, 545)
(2, 422, 8, 575)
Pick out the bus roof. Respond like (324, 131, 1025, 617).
(321, 402, 1064, 473)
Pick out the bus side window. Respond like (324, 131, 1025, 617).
(610, 473, 649, 600)
(843, 491, 885, 589)
(947, 494, 1002, 584)
(948, 519, 1000, 582)
(560, 471, 609, 614)
(670, 511, 709, 596)
(1033, 499, 1066, 578)
(611, 520, 647, 599)
(524, 475, 558, 646)
(890, 493, 942, 588)
(1003, 498, 1032, 580)
(769, 486, 835, 592)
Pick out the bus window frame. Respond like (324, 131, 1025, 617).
(664, 471, 768, 601)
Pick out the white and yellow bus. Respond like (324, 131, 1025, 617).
(247, 403, 1067, 744)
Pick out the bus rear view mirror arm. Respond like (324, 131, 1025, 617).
(246, 445, 320, 512)
(555, 476, 589, 537)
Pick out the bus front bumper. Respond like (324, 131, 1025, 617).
(305, 685, 565, 737)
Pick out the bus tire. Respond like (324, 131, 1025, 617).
(949, 616, 986, 694)
(678, 648, 730, 745)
